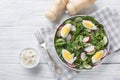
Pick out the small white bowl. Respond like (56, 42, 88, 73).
(19, 48, 40, 68)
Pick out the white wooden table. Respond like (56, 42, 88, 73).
(0, 0, 120, 80)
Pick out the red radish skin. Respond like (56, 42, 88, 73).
(57, 26, 63, 37)
(83, 37, 91, 43)
(58, 26, 63, 30)
(67, 63, 76, 68)
(57, 30, 61, 37)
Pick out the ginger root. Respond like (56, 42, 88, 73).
(67, 0, 96, 15)
(45, 0, 69, 21)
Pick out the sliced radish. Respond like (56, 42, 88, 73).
(66, 34, 72, 41)
(82, 37, 91, 43)
(87, 50, 95, 55)
(58, 26, 63, 30)
(80, 52, 87, 61)
(67, 63, 76, 68)
(57, 26, 63, 37)
(84, 45, 95, 53)
(57, 30, 61, 37)
(102, 48, 109, 58)
(83, 62, 92, 69)
(71, 25, 76, 31)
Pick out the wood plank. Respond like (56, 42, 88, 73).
(0, 56, 46, 64)
(0, 0, 104, 27)
(0, 0, 120, 27)
(0, 52, 120, 64)
(0, 64, 54, 78)
(0, 64, 120, 80)
(0, 26, 120, 64)
(72, 64, 120, 80)
(0, 0, 120, 80)
(0, 27, 120, 64)
(0, 0, 52, 26)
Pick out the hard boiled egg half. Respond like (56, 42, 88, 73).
(60, 24, 76, 38)
(92, 50, 104, 63)
(62, 49, 76, 64)
(82, 20, 97, 30)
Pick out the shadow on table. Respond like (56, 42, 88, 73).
(24, 64, 41, 75)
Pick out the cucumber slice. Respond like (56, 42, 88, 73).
(83, 62, 92, 69)
(103, 36, 108, 46)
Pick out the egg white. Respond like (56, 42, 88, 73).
(62, 49, 76, 64)
(60, 24, 76, 38)
(92, 50, 104, 63)
(82, 20, 97, 30)
(60, 24, 71, 38)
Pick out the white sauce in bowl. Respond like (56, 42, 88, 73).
(20, 48, 39, 68)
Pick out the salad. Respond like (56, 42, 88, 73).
(54, 16, 109, 70)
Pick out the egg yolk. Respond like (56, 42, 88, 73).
(62, 26, 70, 36)
(63, 50, 72, 60)
(84, 21, 93, 28)
(93, 51, 103, 60)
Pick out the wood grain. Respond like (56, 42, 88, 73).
(0, 0, 120, 80)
